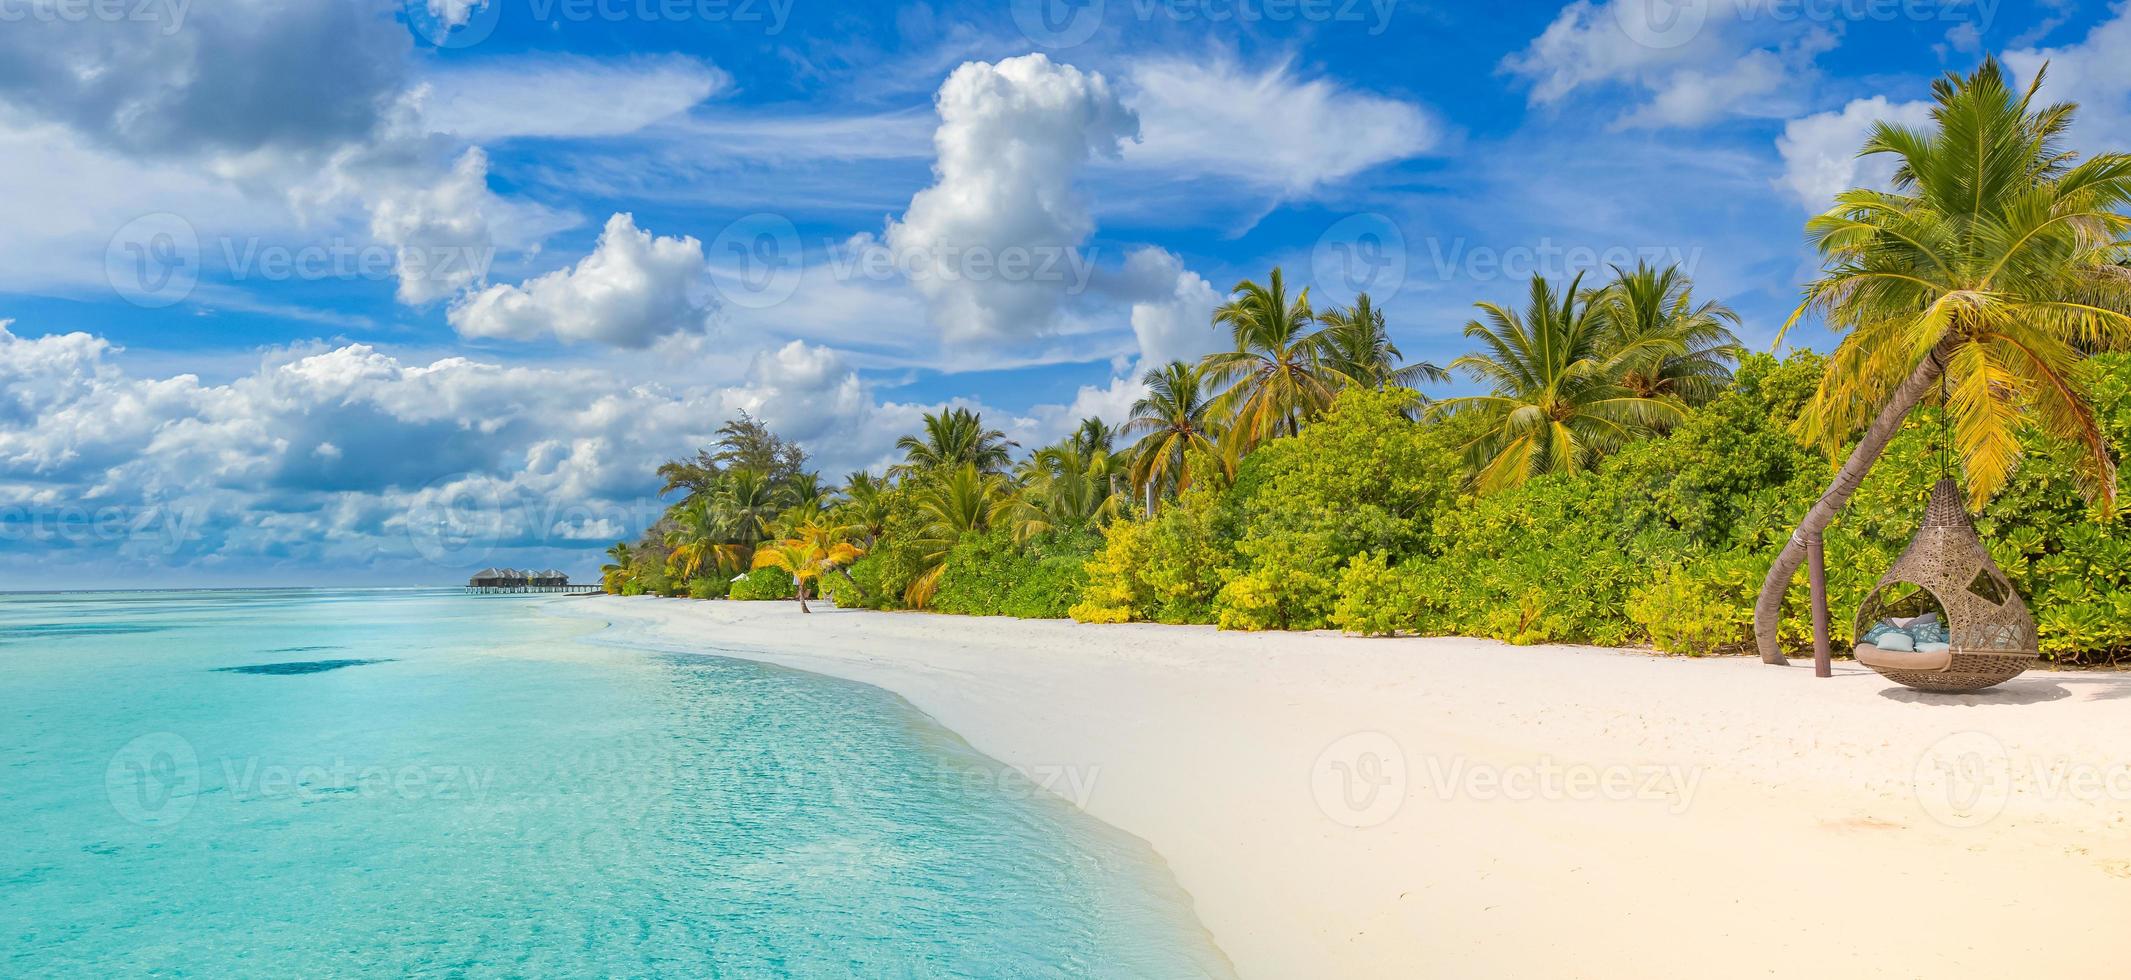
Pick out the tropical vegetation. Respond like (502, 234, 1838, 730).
(599, 59, 2129, 667)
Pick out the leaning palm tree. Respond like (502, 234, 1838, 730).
(1753, 59, 2131, 664)
(1123, 360, 1222, 509)
(1317, 292, 1449, 394)
(893, 408, 1015, 476)
(1205, 267, 1344, 447)
(750, 522, 865, 614)
(1435, 273, 1685, 493)
(902, 463, 1012, 608)
(1592, 262, 1743, 410)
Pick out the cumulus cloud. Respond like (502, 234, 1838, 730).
(449, 214, 709, 347)
(1122, 58, 1444, 193)
(1775, 96, 1935, 210)
(1116, 247, 1222, 369)
(885, 53, 1139, 345)
(1503, 1, 1833, 128)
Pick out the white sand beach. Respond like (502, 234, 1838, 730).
(565, 596, 2131, 979)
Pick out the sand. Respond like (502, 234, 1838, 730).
(558, 596, 2131, 979)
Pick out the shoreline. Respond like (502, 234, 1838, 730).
(557, 596, 2131, 979)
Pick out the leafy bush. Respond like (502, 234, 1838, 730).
(728, 570, 796, 601)
(686, 576, 729, 600)
(932, 530, 1098, 619)
(1330, 552, 1424, 636)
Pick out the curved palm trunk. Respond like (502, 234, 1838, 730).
(795, 576, 811, 613)
(1755, 347, 1947, 664)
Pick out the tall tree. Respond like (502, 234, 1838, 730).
(714, 410, 807, 484)
(1123, 360, 1222, 507)
(894, 408, 1015, 476)
(1318, 292, 1449, 394)
(902, 463, 1012, 608)
(1436, 273, 1684, 493)
(1205, 267, 1342, 446)
(1593, 262, 1743, 410)
(1754, 59, 2131, 663)
(1012, 445, 1123, 543)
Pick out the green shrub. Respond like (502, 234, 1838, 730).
(728, 570, 796, 601)
(932, 530, 1097, 619)
(1331, 552, 1422, 637)
(686, 576, 729, 600)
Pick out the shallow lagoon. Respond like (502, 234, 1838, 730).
(0, 589, 1231, 977)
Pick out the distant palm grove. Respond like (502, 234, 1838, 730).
(604, 62, 2131, 666)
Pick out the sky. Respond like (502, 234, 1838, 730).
(2, 0, 2126, 588)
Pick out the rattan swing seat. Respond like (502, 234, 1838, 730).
(1850, 479, 2040, 694)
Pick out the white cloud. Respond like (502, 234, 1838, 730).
(885, 53, 1139, 345)
(450, 213, 709, 347)
(1116, 247, 1221, 369)
(1504, 1, 1832, 128)
(1775, 96, 1934, 210)
(418, 56, 730, 141)
(2006, 7, 2131, 149)
(1122, 58, 1443, 193)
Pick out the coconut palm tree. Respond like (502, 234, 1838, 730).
(893, 408, 1015, 476)
(1753, 59, 2131, 664)
(1123, 360, 1222, 509)
(1011, 445, 1124, 543)
(663, 498, 731, 581)
(1435, 273, 1685, 493)
(1205, 267, 1343, 446)
(902, 463, 1012, 608)
(1066, 416, 1116, 458)
(750, 522, 865, 614)
(1592, 262, 1743, 410)
(1317, 292, 1449, 394)
(710, 468, 784, 564)
(837, 471, 895, 548)
(600, 542, 635, 594)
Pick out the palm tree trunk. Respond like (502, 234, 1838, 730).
(1755, 347, 1947, 664)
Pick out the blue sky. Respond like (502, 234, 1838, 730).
(2, 0, 2125, 587)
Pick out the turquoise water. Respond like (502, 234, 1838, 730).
(0, 590, 1232, 977)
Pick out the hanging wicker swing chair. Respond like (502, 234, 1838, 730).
(1850, 478, 2040, 693)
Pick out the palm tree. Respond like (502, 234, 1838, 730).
(1593, 262, 1743, 410)
(1012, 445, 1124, 543)
(837, 471, 895, 548)
(1753, 59, 2131, 664)
(711, 468, 784, 564)
(903, 463, 1012, 608)
(600, 542, 635, 594)
(1318, 292, 1449, 394)
(1067, 416, 1116, 458)
(1435, 273, 1685, 493)
(893, 408, 1015, 475)
(1205, 267, 1343, 446)
(663, 498, 733, 581)
(1122, 360, 1222, 509)
(750, 522, 865, 614)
